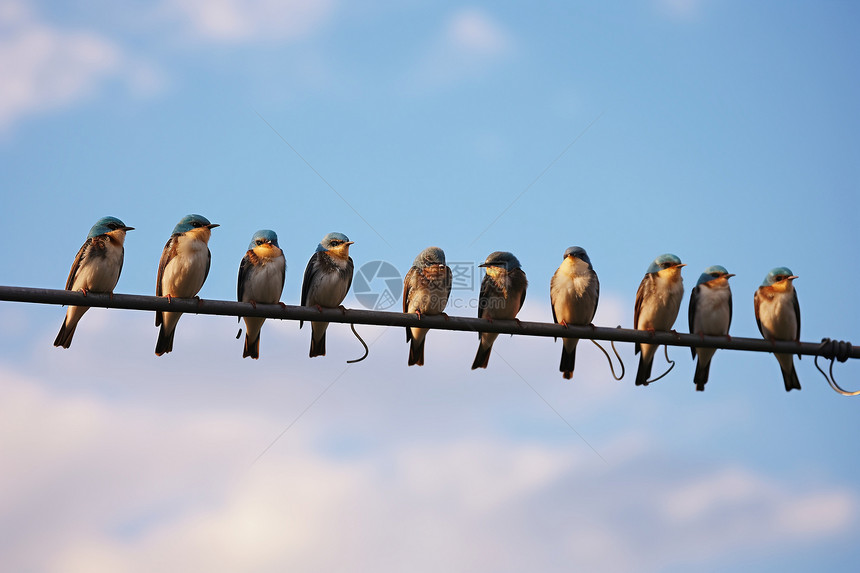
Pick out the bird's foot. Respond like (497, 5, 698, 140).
(315, 304, 324, 313)
(441, 312, 450, 321)
(80, 288, 88, 297)
(278, 302, 287, 309)
(338, 305, 347, 315)
(249, 300, 258, 309)
(415, 309, 423, 321)
(671, 329, 681, 339)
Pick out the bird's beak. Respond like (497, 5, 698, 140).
(478, 263, 489, 268)
(675, 263, 687, 268)
(206, 223, 220, 229)
(725, 273, 736, 279)
(123, 226, 135, 231)
(345, 241, 355, 246)
(787, 275, 799, 281)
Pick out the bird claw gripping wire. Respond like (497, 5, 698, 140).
(815, 338, 858, 396)
(590, 325, 626, 381)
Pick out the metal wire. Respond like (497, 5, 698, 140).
(2, 285, 858, 360)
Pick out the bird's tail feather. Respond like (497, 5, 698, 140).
(408, 337, 425, 366)
(53, 320, 76, 349)
(694, 358, 710, 391)
(782, 361, 801, 392)
(309, 333, 326, 357)
(244, 333, 260, 359)
(155, 324, 175, 356)
(635, 355, 653, 386)
(559, 345, 577, 380)
(472, 343, 492, 370)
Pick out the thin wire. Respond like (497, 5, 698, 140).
(496, 351, 609, 465)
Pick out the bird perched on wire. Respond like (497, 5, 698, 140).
(634, 253, 685, 386)
(688, 265, 734, 391)
(403, 246, 452, 366)
(550, 246, 599, 380)
(237, 229, 286, 359)
(300, 232, 354, 358)
(472, 251, 528, 370)
(155, 214, 219, 356)
(54, 216, 134, 348)
(754, 267, 801, 392)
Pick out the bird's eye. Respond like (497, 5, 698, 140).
(256, 240, 263, 246)
(192, 222, 201, 228)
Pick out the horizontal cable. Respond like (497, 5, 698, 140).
(1, 285, 857, 360)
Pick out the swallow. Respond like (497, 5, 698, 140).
(634, 253, 685, 386)
(54, 216, 134, 348)
(472, 251, 528, 370)
(550, 246, 599, 380)
(300, 232, 354, 357)
(155, 214, 219, 356)
(237, 229, 286, 359)
(688, 265, 734, 391)
(403, 246, 452, 366)
(754, 267, 801, 391)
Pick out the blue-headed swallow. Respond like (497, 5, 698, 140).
(472, 251, 528, 370)
(155, 214, 219, 356)
(634, 253, 685, 386)
(54, 216, 134, 348)
(688, 265, 734, 391)
(754, 267, 801, 392)
(403, 246, 452, 366)
(300, 232, 354, 357)
(238, 229, 286, 359)
(550, 246, 599, 380)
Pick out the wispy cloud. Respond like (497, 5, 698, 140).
(162, 0, 335, 43)
(1, 307, 857, 572)
(408, 7, 514, 90)
(0, 1, 162, 133)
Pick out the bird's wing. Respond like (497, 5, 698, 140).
(549, 270, 559, 325)
(516, 269, 527, 312)
(156, 234, 179, 297)
(345, 257, 354, 295)
(591, 270, 600, 322)
(402, 267, 415, 314)
(300, 252, 319, 307)
(477, 274, 491, 320)
(792, 290, 801, 341)
(276, 255, 286, 301)
(754, 288, 764, 337)
(204, 247, 211, 285)
(444, 266, 453, 301)
(633, 275, 650, 355)
(64, 239, 91, 290)
(633, 275, 648, 329)
(688, 285, 700, 358)
(237, 251, 252, 302)
(727, 286, 733, 332)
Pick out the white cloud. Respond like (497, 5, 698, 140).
(0, 1, 161, 133)
(656, 0, 703, 21)
(407, 7, 514, 90)
(1, 309, 857, 572)
(163, 0, 335, 43)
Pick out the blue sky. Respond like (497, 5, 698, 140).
(1, 1, 859, 571)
